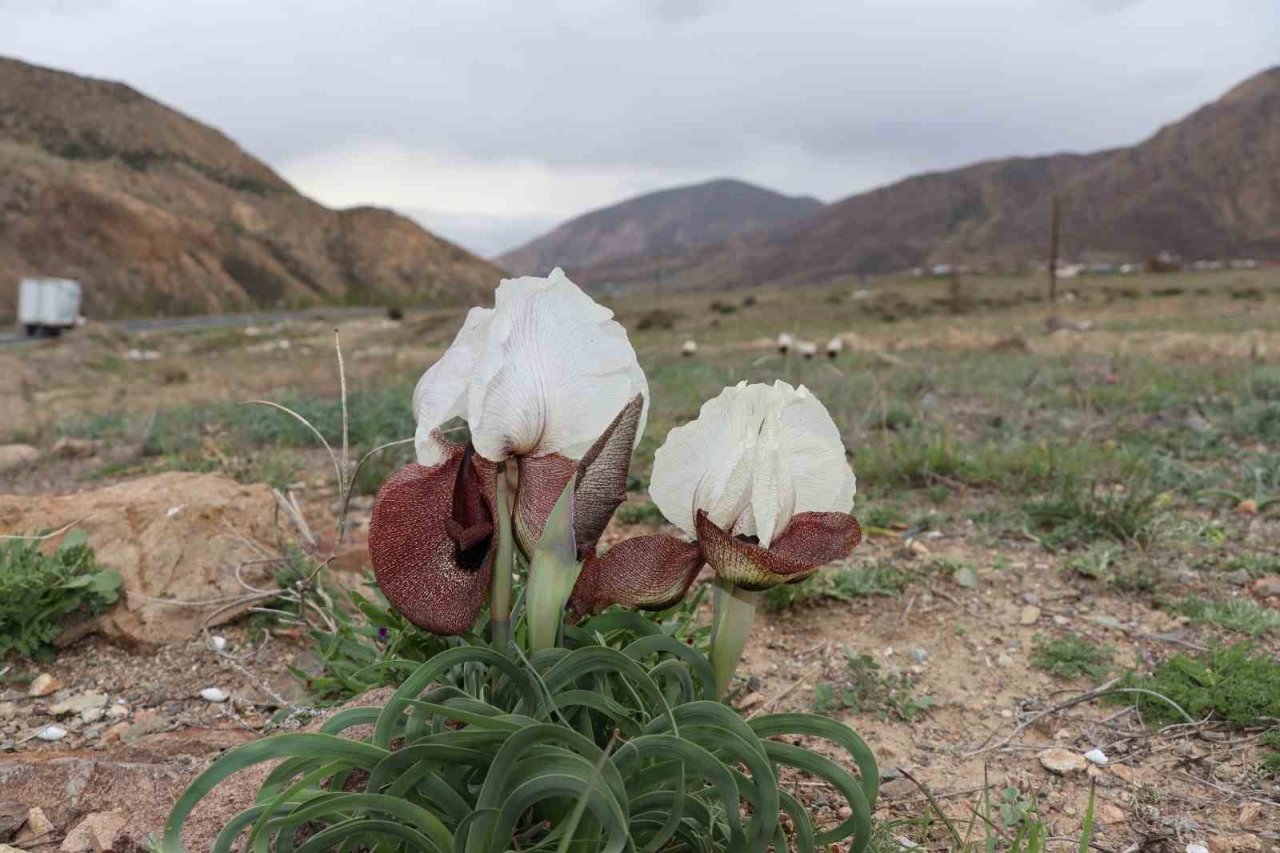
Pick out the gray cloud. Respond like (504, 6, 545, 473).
(1, 0, 1275, 255)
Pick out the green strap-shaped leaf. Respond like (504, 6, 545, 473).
(748, 712, 879, 805)
(761, 741, 871, 851)
(160, 734, 388, 853)
(621, 634, 718, 700)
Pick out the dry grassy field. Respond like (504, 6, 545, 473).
(3, 267, 1280, 850)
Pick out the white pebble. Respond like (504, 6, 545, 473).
(1186, 845, 1209, 853)
(166, 505, 183, 518)
(209, 635, 227, 652)
(200, 687, 229, 703)
(36, 725, 67, 741)
(681, 339, 698, 357)
(1083, 748, 1108, 766)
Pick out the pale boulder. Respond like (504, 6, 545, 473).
(0, 472, 287, 645)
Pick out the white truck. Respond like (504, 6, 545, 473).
(19, 277, 82, 337)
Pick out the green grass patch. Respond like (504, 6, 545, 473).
(1023, 478, 1164, 549)
(1170, 596, 1280, 637)
(1031, 634, 1113, 681)
(1110, 643, 1280, 727)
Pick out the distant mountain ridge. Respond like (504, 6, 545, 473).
(496, 178, 822, 276)
(566, 66, 1280, 292)
(0, 56, 502, 319)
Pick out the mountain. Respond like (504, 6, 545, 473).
(496, 178, 822, 277)
(575, 66, 1280, 291)
(0, 57, 502, 319)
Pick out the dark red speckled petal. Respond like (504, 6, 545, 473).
(369, 440, 497, 635)
(694, 510, 861, 591)
(570, 534, 704, 615)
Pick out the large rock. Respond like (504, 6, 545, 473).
(0, 472, 289, 645)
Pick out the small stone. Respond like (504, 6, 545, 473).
(199, 687, 229, 703)
(836, 805, 853, 819)
(1234, 499, 1259, 515)
(908, 539, 930, 556)
(1038, 747, 1088, 774)
(996, 653, 1014, 667)
(28, 673, 60, 698)
(17, 807, 53, 844)
(35, 724, 67, 741)
(60, 809, 128, 853)
(105, 703, 129, 720)
(1093, 615, 1122, 630)
(953, 566, 979, 589)
(1237, 802, 1261, 828)
(0, 444, 39, 473)
(1083, 748, 1108, 765)
(79, 707, 104, 725)
(1186, 844, 1209, 853)
(878, 777, 915, 799)
(1019, 605, 1041, 625)
(1209, 834, 1263, 853)
(1253, 576, 1280, 596)
(1000, 709, 1014, 719)
(49, 691, 108, 716)
(909, 648, 929, 664)
(0, 703, 16, 721)
(1097, 803, 1125, 824)
(166, 505, 183, 519)
(209, 635, 228, 652)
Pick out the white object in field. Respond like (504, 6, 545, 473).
(19, 277, 82, 335)
(826, 336, 843, 359)
(200, 687, 229, 703)
(776, 332, 794, 354)
(796, 340, 818, 359)
(36, 724, 67, 741)
(681, 339, 698, 357)
(208, 635, 227, 652)
(1083, 748, 1108, 765)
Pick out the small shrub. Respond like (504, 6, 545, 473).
(709, 299, 738, 314)
(0, 532, 122, 660)
(1171, 596, 1280, 637)
(813, 647, 934, 722)
(614, 500, 667, 526)
(1109, 643, 1280, 727)
(1031, 634, 1113, 681)
(1023, 479, 1163, 549)
(1260, 730, 1280, 779)
(763, 561, 909, 611)
(634, 308, 678, 330)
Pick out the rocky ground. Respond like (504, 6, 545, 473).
(2, 271, 1280, 850)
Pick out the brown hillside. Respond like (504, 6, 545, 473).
(576, 66, 1280, 291)
(0, 57, 502, 318)
(497, 178, 822, 277)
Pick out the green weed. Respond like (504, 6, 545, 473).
(1171, 596, 1280, 637)
(763, 561, 910, 611)
(1110, 643, 1280, 727)
(1031, 634, 1113, 681)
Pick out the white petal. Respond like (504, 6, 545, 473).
(412, 305, 493, 466)
(652, 383, 766, 536)
(770, 381, 856, 520)
(467, 269, 647, 461)
(651, 381, 854, 543)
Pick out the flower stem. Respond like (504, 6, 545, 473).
(710, 576, 759, 701)
(490, 463, 514, 654)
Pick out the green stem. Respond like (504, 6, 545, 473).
(490, 463, 514, 654)
(710, 576, 759, 701)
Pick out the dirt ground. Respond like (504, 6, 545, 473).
(2, 269, 1280, 851)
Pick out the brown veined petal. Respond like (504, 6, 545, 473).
(514, 453, 577, 557)
(694, 509, 861, 591)
(570, 534, 703, 615)
(369, 441, 497, 635)
(514, 394, 646, 560)
(571, 393, 644, 555)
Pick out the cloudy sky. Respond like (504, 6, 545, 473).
(2, 1, 1277, 256)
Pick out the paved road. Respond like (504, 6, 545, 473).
(0, 305, 389, 346)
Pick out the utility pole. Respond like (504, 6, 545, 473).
(1048, 194, 1060, 304)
